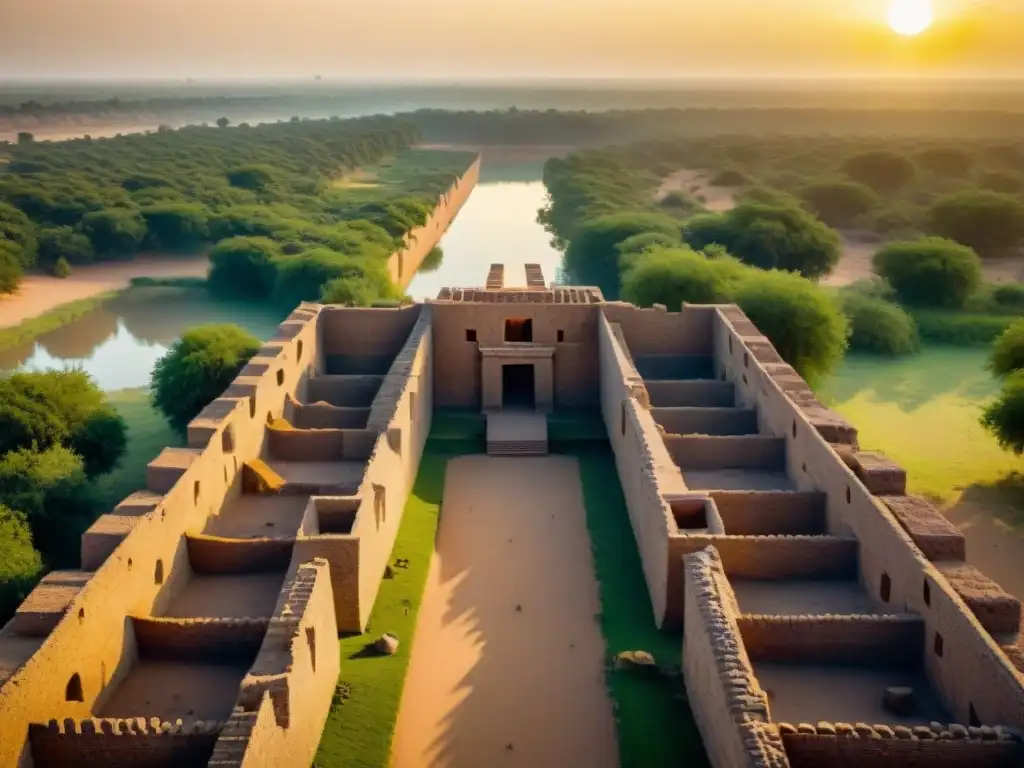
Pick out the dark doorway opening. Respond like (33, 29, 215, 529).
(505, 318, 533, 342)
(502, 364, 535, 409)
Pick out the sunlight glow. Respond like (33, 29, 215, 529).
(888, 0, 934, 36)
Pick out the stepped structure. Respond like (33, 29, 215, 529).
(1, 263, 1022, 767)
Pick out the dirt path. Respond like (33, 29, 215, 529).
(0, 254, 208, 330)
(391, 455, 618, 768)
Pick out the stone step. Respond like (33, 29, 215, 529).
(486, 440, 548, 457)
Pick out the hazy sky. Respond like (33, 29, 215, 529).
(2, 0, 1022, 80)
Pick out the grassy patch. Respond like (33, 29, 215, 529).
(819, 346, 1019, 503)
(128, 276, 208, 289)
(566, 438, 708, 767)
(910, 309, 1016, 346)
(314, 437, 473, 768)
(93, 387, 183, 510)
(0, 290, 122, 353)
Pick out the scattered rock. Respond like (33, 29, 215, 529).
(505, 743, 514, 751)
(883, 686, 915, 717)
(384, 565, 395, 579)
(614, 651, 656, 671)
(394, 558, 409, 569)
(375, 633, 399, 655)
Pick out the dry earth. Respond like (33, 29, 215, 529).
(390, 455, 618, 768)
(0, 254, 209, 330)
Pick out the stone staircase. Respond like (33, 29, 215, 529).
(486, 411, 548, 456)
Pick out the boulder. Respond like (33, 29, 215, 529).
(614, 651, 656, 671)
(375, 633, 399, 656)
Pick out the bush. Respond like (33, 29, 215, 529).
(0, 202, 37, 267)
(734, 270, 848, 384)
(873, 237, 982, 308)
(141, 203, 210, 250)
(914, 147, 972, 178)
(710, 168, 752, 187)
(799, 180, 879, 228)
(321, 276, 380, 306)
(927, 191, 1024, 257)
(0, 239, 23, 294)
(657, 192, 703, 217)
(52, 256, 71, 278)
(419, 246, 443, 274)
(208, 236, 281, 299)
(981, 372, 1024, 455)
(621, 248, 745, 307)
(272, 249, 393, 310)
(563, 211, 681, 298)
(37, 226, 94, 268)
(911, 310, 1014, 346)
(841, 294, 919, 355)
(978, 171, 1023, 195)
(840, 150, 916, 194)
(151, 324, 262, 432)
(683, 203, 842, 280)
(0, 370, 128, 477)
(988, 320, 1024, 378)
(226, 165, 277, 191)
(0, 505, 43, 622)
(0, 446, 101, 567)
(991, 283, 1024, 312)
(77, 208, 147, 258)
(616, 231, 683, 258)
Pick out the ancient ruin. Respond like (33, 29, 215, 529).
(1, 262, 1023, 767)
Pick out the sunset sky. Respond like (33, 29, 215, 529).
(1, 0, 1022, 80)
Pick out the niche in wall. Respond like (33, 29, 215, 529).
(306, 627, 316, 672)
(880, 572, 892, 603)
(65, 673, 84, 702)
(505, 318, 532, 343)
(154, 559, 164, 585)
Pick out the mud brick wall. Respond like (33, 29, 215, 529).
(710, 491, 826, 536)
(598, 312, 687, 627)
(130, 617, 269, 662)
(712, 307, 1024, 730)
(671, 534, 859, 582)
(682, 547, 790, 768)
(736, 614, 924, 667)
(602, 302, 717, 357)
(185, 535, 294, 575)
(28, 719, 222, 768)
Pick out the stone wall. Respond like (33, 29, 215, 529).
(386, 154, 481, 289)
(712, 307, 1024, 730)
(682, 547, 790, 768)
(28, 719, 223, 768)
(597, 312, 686, 627)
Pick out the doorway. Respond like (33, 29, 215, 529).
(502, 364, 535, 409)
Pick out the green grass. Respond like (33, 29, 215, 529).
(910, 308, 1016, 346)
(0, 290, 122, 354)
(128, 276, 208, 289)
(93, 387, 183, 510)
(819, 345, 1020, 504)
(568, 442, 709, 768)
(314, 437, 474, 768)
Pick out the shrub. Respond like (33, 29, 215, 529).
(873, 238, 982, 308)
(988, 320, 1024, 378)
(911, 310, 1014, 346)
(621, 248, 744, 307)
(0, 505, 43, 622)
(321, 276, 380, 306)
(981, 372, 1024, 455)
(710, 168, 752, 187)
(0, 202, 37, 267)
(914, 147, 972, 178)
(151, 324, 262, 432)
(840, 150, 916, 194)
(77, 208, 146, 258)
(0, 239, 23, 294)
(978, 171, 1023, 195)
(141, 203, 210, 250)
(272, 249, 393, 310)
(733, 270, 848, 384)
(419, 246, 443, 274)
(799, 180, 879, 228)
(208, 236, 281, 299)
(36, 226, 94, 268)
(991, 283, 1024, 312)
(0, 370, 128, 477)
(616, 231, 683, 258)
(927, 190, 1024, 257)
(226, 165, 277, 191)
(841, 294, 919, 355)
(683, 203, 842, 280)
(563, 211, 681, 298)
(0, 446, 101, 567)
(657, 192, 703, 217)
(52, 256, 71, 278)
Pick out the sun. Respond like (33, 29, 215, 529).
(888, 0, 934, 36)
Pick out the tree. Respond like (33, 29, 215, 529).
(799, 180, 879, 228)
(733, 270, 848, 385)
(0, 202, 37, 267)
(36, 225, 95, 268)
(321, 276, 380, 306)
(914, 147, 972, 178)
(683, 203, 842, 280)
(988, 320, 1024, 379)
(873, 238, 982, 309)
(226, 165, 277, 191)
(0, 446, 101, 567)
(616, 231, 683, 259)
(208, 236, 282, 298)
(141, 203, 210, 250)
(216, 117, 231, 129)
(0, 505, 43, 623)
(151, 324, 262, 432)
(77, 208, 147, 258)
(841, 150, 916, 194)
(840, 294, 919, 356)
(273, 250, 395, 309)
(16, 132, 33, 145)
(979, 171, 1023, 195)
(621, 247, 745, 307)
(927, 191, 1024, 257)
(0, 240, 23, 294)
(563, 212, 681, 298)
(981, 372, 1024, 456)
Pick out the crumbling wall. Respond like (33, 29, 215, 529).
(711, 307, 1024, 730)
(682, 547, 790, 768)
(597, 311, 686, 627)
(0, 304, 322, 765)
(387, 154, 480, 289)
(602, 302, 717, 357)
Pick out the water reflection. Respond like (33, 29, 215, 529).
(407, 181, 564, 300)
(0, 287, 287, 391)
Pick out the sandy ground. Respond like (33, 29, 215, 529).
(946, 502, 1024, 601)
(657, 169, 1024, 286)
(390, 455, 618, 768)
(0, 254, 208, 330)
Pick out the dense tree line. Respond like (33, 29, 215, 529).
(0, 118, 473, 306)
